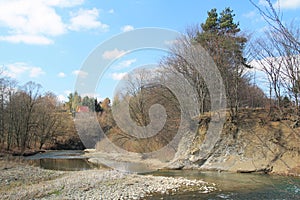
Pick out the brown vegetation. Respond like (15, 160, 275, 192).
(0, 78, 84, 154)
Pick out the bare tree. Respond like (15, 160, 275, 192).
(33, 92, 63, 149)
(160, 29, 210, 115)
(110, 68, 181, 153)
(251, 33, 285, 111)
(0, 70, 6, 146)
(161, 23, 250, 121)
(250, 0, 300, 54)
(5, 82, 42, 152)
(0, 74, 78, 152)
(0, 78, 17, 150)
(250, 0, 300, 116)
(247, 0, 300, 180)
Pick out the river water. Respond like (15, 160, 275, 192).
(25, 150, 300, 199)
(24, 150, 102, 171)
(148, 170, 300, 199)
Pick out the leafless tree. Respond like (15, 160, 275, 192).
(0, 78, 17, 150)
(250, 0, 300, 54)
(160, 28, 210, 115)
(0, 71, 6, 146)
(0, 72, 78, 152)
(161, 26, 252, 121)
(110, 68, 181, 153)
(3, 82, 42, 152)
(115, 69, 154, 133)
(250, 0, 300, 116)
(33, 92, 63, 149)
(248, 0, 300, 181)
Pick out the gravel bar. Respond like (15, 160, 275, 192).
(0, 161, 216, 199)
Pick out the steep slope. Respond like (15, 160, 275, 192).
(168, 109, 300, 176)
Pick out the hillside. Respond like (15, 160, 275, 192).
(168, 108, 300, 176)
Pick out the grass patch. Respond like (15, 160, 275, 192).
(46, 185, 65, 196)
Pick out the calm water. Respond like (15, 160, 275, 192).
(24, 150, 103, 171)
(25, 151, 300, 199)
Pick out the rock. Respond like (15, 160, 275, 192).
(84, 149, 96, 153)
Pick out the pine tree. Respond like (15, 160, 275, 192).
(219, 7, 240, 34)
(201, 8, 218, 33)
(197, 7, 249, 120)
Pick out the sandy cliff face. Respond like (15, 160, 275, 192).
(168, 109, 300, 176)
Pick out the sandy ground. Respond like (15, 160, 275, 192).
(84, 150, 169, 173)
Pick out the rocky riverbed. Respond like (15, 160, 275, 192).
(0, 160, 216, 199)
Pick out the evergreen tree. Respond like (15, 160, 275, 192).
(201, 8, 218, 33)
(197, 7, 250, 120)
(94, 98, 103, 113)
(82, 96, 95, 111)
(219, 7, 240, 34)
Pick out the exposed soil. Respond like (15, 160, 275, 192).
(167, 109, 300, 176)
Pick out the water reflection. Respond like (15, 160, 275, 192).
(25, 150, 105, 171)
(30, 158, 96, 171)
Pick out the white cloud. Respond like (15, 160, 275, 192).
(274, 0, 300, 9)
(108, 9, 115, 14)
(57, 94, 68, 102)
(3, 63, 28, 78)
(64, 90, 72, 95)
(121, 25, 134, 32)
(102, 48, 127, 60)
(58, 72, 66, 78)
(29, 67, 45, 77)
(43, 0, 85, 7)
(0, 35, 53, 45)
(111, 72, 128, 80)
(72, 70, 88, 78)
(3, 62, 45, 78)
(0, 0, 109, 45)
(0, 0, 66, 45)
(113, 59, 137, 70)
(68, 8, 109, 31)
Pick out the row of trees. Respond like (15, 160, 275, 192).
(113, 7, 267, 128)
(114, 3, 299, 129)
(106, 3, 300, 153)
(0, 74, 65, 152)
(2, 1, 298, 154)
(106, 8, 266, 153)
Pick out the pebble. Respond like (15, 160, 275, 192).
(1, 163, 216, 199)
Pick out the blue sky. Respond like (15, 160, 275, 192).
(0, 0, 299, 102)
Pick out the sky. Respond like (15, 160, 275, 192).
(0, 0, 300, 102)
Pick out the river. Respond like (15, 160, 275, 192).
(25, 150, 300, 199)
(148, 170, 300, 199)
(24, 150, 102, 171)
